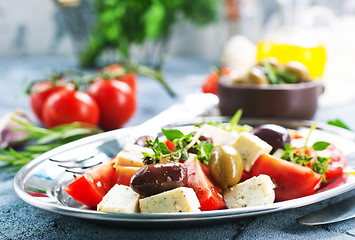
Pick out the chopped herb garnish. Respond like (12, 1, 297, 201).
(143, 128, 214, 165)
(281, 121, 330, 182)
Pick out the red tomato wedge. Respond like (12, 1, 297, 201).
(252, 154, 322, 201)
(185, 157, 226, 211)
(65, 160, 116, 207)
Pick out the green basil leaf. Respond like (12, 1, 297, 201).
(312, 141, 330, 151)
(162, 128, 185, 141)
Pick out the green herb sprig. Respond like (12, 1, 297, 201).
(143, 128, 214, 165)
(281, 121, 330, 181)
(0, 119, 101, 172)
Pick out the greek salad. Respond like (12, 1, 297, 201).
(65, 114, 347, 214)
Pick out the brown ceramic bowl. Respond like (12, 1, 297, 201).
(218, 78, 324, 120)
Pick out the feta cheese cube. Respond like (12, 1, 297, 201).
(97, 184, 140, 213)
(232, 132, 272, 171)
(139, 187, 201, 213)
(198, 124, 239, 146)
(223, 174, 275, 208)
(114, 144, 153, 168)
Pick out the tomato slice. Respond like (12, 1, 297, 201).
(252, 154, 322, 201)
(185, 157, 226, 211)
(65, 160, 116, 207)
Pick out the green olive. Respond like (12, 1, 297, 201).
(246, 67, 269, 85)
(284, 61, 310, 82)
(208, 145, 243, 190)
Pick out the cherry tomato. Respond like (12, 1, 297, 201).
(185, 157, 226, 211)
(252, 154, 322, 201)
(88, 79, 136, 131)
(65, 160, 116, 207)
(42, 89, 99, 128)
(202, 67, 230, 95)
(29, 80, 74, 123)
(102, 64, 137, 93)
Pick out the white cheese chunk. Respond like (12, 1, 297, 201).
(223, 174, 275, 208)
(114, 144, 153, 167)
(139, 187, 201, 213)
(97, 184, 140, 213)
(198, 124, 239, 146)
(232, 132, 272, 171)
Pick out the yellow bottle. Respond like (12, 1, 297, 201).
(256, 41, 327, 79)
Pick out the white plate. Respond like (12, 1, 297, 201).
(13, 118, 355, 227)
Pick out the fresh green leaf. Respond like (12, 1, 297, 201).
(327, 119, 351, 131)
(162, 128, 185, 141)
(312, 141, 330, 151)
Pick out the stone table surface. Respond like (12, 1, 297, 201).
(0, 56, 355, 240)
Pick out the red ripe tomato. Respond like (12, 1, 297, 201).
(88, 79, 136, 131)
(65, 160, 117, 207)
(29, 80, 74, 123)
(202, 67, 230, 95)
(185, 157, 226, 211)
(103, 64, 137, 93)
(252, 154, 322, 201)
(42, 89, 99, 128)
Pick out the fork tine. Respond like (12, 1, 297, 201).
(49, 155, 94, 163)
(58, 161, 102, 169)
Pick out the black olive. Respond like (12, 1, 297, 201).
(251, 124, 290, 153)
(130, 162, 188, 197)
